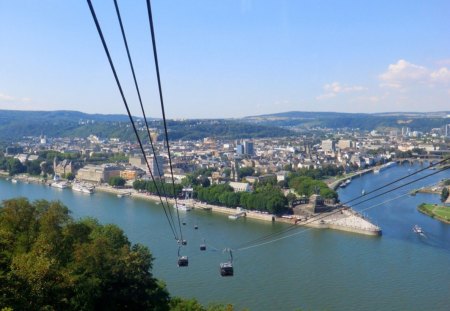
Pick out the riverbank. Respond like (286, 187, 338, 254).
(418, 203, 450, 224)
(415, 178, 449, 195)
(327, 166, 378, 190)
(2, 173, 381, 236)
(98, 186, 380, 235)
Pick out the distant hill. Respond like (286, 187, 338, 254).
(0, 109, 293, 142)
(246, 110, 450, 119)
(0, 109, 136, 123)
(1, 109, 448, 143)
(243, 111, 450, 131)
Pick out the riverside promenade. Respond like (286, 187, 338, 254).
(2, 174, 381, 237)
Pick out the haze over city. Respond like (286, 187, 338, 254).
(1, 0, 450, 118)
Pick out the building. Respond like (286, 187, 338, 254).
(444, 124, 450, 137)
(129, 155, 146, 169)
(76, 164, 122, 183)
(120, 168, 141, 180)
(229, 181, 251, 192)
(244, 140, 254, 155)
(236, 144, 244, 155)
(5, 146, 23, 156)
(53, 158, 74, 176)
(337, 140, 353, 150)
(401, 127, 410, 137)
(150, 155, 164, 178)
(321, 139, 335, 152)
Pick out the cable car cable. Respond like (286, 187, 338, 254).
(237, 177, 445, 252)
(112, 0, 178, 234)
(235, 161, 448, 249)
(146, 0, 184, 241)
(86, 0, 178, 241)
(234, 165, 449, 250)
(342, 158, 448, 206)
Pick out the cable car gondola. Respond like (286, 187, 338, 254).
(220, 262, 233, 276)
(200, 239, 206, 251)
(177, 247, 188, 267)
(220, 248, 234, 276)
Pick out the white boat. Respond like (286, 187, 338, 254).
(228, 211, 246, 220)
(72, 183, 94, 194)
(361, 189, 366, 195)
(373, 168, 380, 174)
(413, 225, 425, 235)
(11, 178, 18, 183)
(51, 181, 68, 189)
(117, 192, 131, 198)
(174, 203, 191, 211)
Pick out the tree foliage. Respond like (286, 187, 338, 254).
(108, 176, 126, 187)
(288, 176, 338, 199)
(195, 183, 288, 215)
(6, 158, 26, 176)
(25, 160, 42, 176)
(0, 198, 170, 311)
(133, 180, 183, 197)
(441, 187, 449, 202)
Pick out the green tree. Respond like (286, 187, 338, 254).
(238, 167, 254, 179)
(108, 176, 126, 187)
(441, 187, 449, 202)
(26, 160, 42, 176)
(7, 158, 25, 176)
(65, 172, 75, 181)
(0, 198, 170, 311)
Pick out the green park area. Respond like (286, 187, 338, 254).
(418, 203, 450, 224)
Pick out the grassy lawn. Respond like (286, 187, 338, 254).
(434, 208, 450, 221)
(418, 203, 450, 223)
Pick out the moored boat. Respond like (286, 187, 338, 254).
(72, 183, 94, 194)
(51, 181, 69, 189)
(174, 203, 191, 211)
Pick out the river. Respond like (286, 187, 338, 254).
(1, 163, 449, 310)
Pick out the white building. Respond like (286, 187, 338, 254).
(229, 182, 251, 192)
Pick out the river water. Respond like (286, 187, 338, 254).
(1, 163, 449, 311)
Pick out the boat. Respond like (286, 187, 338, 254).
(373, 168, 380, 174)
(361, 189, 366, 195)
(340, 179, 351, 188)
(11, 178, 18, 183)
(413, 225, 425, 235)
(174, 203, 191, 211)
(72, 183, 94, 194)
(51, 181, 69, 189)
(228, 212, 245, 220)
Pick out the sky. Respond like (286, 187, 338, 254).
(0, 0, 449, 119)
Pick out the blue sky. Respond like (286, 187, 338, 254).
(1, 0, 449, 118)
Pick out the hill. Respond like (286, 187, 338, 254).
(0, 109, 293, 141)
(243, 111, 450, 131)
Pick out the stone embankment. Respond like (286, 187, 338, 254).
(3, 176, 380, 236)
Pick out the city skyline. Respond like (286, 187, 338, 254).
(1, 0, 450, 118)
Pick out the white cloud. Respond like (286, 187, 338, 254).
(379, 59, 450, 88)
(0, 92, 32, 103)
(430, 67, 450, 83)
(316, 82, 366, 100)
(379, 59, 429, 89)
